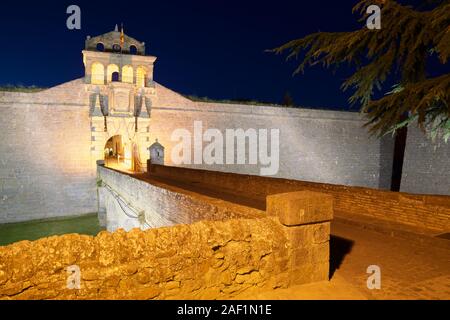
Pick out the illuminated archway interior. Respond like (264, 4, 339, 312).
(104, 135, 133, 171)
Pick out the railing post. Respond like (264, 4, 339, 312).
(267, 191, 334, 285)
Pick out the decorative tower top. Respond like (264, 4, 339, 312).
(82, 26, 157, 87)
(85, 25, 146, 55)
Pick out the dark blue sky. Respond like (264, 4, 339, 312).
(0, 0, 447, 110)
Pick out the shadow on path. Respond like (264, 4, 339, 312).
(329, 235, 354, 279)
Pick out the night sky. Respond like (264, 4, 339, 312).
(0, 0, 447, 110)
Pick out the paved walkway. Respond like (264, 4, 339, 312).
(237, 219, 450, 300)
(328, 220, 450, 300)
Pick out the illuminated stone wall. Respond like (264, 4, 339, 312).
(0, 79, 152, 223)
(149, 83, 395, 189)
(401, 126, 450, 196)
(0, 80, 97, 223)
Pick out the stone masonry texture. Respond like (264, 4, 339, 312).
(0, 80, 97, 223)
(401, 126, 450, 196)
(0, 216, 331, 300)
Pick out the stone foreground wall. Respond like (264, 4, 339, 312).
(149, 164, 450, 233)
(0, 200, 332, 300)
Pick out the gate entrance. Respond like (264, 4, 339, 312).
(104, 135, 142, 172)
(104, 135, 131, 171)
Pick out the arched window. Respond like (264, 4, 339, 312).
(129, 45, 138, 55)
(136, 66, 147, 87)
(91, 63, 105, 85)
(112, 44, 121, 53)
(106, 64, 119, 82)
(122, 65, 133, 84)
(111, 72, 119, 82)
(96, 43, 105, 52)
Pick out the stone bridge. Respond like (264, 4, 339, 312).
(93, 161, 450, 299)
(96, 162, 335, 292)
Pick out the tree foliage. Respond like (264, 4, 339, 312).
(272, 0, 450, 140)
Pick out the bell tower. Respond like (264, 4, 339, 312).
(84, 25, 156, 172)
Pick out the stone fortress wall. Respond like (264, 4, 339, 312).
(0, 78, 449, 223)
(0, 80, 97, 223)
(401, 126, 450, 196)
(149, 85, 394, 189)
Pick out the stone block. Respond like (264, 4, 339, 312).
(283, 222, 331, 247)
(289, 261, 329, 286)
(267, 191, 333, 226)
(290, 242, 330, 267)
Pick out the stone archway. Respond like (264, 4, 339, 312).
(90, 97, 152, 173)
(103, 134, 144, 172)
(104, 135, 132, 171)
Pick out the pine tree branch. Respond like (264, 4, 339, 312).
(271, 0, 450, 138)
(364, 73, 450, 136)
